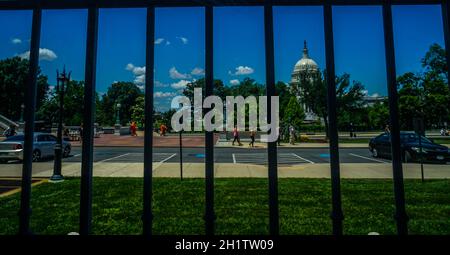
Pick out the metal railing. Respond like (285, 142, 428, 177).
(1, 0, 449, 236)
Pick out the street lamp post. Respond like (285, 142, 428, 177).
(116, 103, 121, 125)
(20, 103, 25, 123)
(115, 103, 121, 135)
(50, 68, 71, 182)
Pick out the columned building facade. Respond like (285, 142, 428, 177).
(290, 40, 321, 123)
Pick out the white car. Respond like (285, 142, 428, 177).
(0, 133, 71, 163)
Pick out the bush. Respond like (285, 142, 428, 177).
(298, 134, 309, 142)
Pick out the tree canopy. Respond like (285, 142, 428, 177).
(0, 57, 49, 121)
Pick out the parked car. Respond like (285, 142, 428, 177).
(369, 131, 450, 163)
(0, 133, 71, 163)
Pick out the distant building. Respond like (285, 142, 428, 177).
(290, 40, 321, 123)
(290, 40, 387, 124)
(362, 95, 387, 107)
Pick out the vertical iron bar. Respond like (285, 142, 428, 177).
(51, 71, 64, 182)
(19, 7, 41, 235)
(143, 5, 155, 236)
(382, 1, 409, 235)
(443, 0, 450, 89)
(204, 4, 215, 235)
(79, 6, 98, 235)
(180, 131, 183, 180)
(323, 2, 344, 236)
(264, 2, 279, 235)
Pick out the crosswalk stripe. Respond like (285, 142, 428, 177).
(233, 153, 313, 165)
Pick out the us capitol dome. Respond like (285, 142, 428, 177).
(290, 40, 321, 123)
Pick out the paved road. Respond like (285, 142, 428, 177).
(57, 146, 391, 165)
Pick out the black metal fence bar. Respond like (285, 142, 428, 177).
(2, 0, 444, 236)
(143, 6, 155, 236)
(323, 2, 344, 235)
(18, 7, 41, 235)
(443, 0, 450, 90)
(204, 4, 216, 235)
(79, 6, 99, 235)
(0, 0, 445, 10)
(382, 1, 409, 235)
(264, 3, 279, 235)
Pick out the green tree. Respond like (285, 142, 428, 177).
(275, 81, 294, 122)
(366, 100, 389, 130)
(37, 80, 86, 126)
(396, 44, 450, 130)
(183, 78, 229, 102)
(131, 95, 145, 128)
(97, 81, 143, 126)
(283, 96, 305, 131)
(0, 57, 49, 121)
(299, 72, 365, 137)
(335, 73, 366, 130)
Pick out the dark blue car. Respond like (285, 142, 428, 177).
(369, 132, 450, 163)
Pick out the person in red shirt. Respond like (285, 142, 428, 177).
(130, 121, 137, 136)
(160, 124, 167, 136)
(232, 126, 243, 146)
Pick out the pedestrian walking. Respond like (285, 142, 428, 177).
(130, 121, 137, 136)
(289, 125, 296, 145)
(232, 126, 242, 146)
(160, 124, 167, 136)
(249, 129, 256, 147)
(349, 122, 354, 138)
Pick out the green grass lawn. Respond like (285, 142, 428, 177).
(1, 178, 449, 235)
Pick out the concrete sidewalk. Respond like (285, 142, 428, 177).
(3, 162, 449, 179)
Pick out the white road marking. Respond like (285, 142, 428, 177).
(291, 153, 315, 164)
(159, 153, 177, 164)
(153, 153, 177, 171)
(233, 153, 311, 165)
(94, 153, 131, 165)
(349, 153, 389, 164)
(73, 154, 81, 157)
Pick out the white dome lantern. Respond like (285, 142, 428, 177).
(293, 40, 319, 73)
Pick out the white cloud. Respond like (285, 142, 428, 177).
(169, 67, 191, 79)
(126, 63, 147, 85)
(171, 80, 191, 89)
(230, 79, 240, 86)
(166, 41, 171, 45)
(177, 36, 188, 44)
(155, 81, 168, 88)
(229, 66, 254, 76)
(19, 48, 57, 61)
(154, 91, 177, 98)
(154, 38, 165, 44)
(134, 74, 146, 85)
(125, 63, 146, 76)
(12, 38, 22, 44)
(191, 67, 205, 76)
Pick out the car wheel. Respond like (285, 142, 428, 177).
(32, 150, 41, 162)
(371, 148, 379, 158)
(63, 146, 71, 158)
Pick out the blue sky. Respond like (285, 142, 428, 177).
(0, 5, 446, 111)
